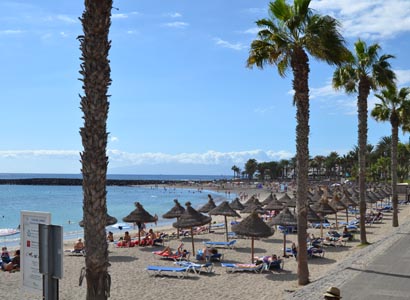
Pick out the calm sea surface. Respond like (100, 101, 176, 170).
(0, 174, 233, 246)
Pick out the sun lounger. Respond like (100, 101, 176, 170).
(175, 261, 214, 275)
(152, 250, 190, 262)
(64, 249, 86, 256)
(221, 263, 266, 273)
(203, 239, 236, 249)
(146, 265, 193, 279)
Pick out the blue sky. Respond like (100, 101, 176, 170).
(0, 0, 410, 175)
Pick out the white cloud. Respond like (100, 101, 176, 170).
(56, 15, 77, 24)
(311, 0, 410, 40)
(254, 105, 275, 114)
(163, 21, 189, 28)
(60, 31, 68, 38)
(107, 149, 293, 166)
(395, 69, 410, 86)
(242, 27, 260, 35)
(110, 136, 119, 142)
(0, 29, 23, 35)
(166, 12, 182, 18)
(0, 150, 78, 159)
(214, 38, 246, 51)
(112, 13, 128, 19)
(127, 30, 138, 35)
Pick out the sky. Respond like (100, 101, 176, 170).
(0, 0, 410, 175)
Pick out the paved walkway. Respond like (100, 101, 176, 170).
(287, 218, 410, 300)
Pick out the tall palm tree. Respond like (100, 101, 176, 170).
(247, 0, 350, 285)
(371, 84, 410, 227)
(333, 40, 395, 244)
(79, 1, 112, 299)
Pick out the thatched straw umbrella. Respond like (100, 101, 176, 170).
(306, 206, 322, 223)
(241, 202, 265, 214)
(269, 207, 297, 257)
(198, 194, 217, 232)
(230, 197, 244, 211)
(279, 193, 297, 209)
(330, 194, 348, 229)
(209, 201, 240, 242)
(232, 211, 274, 263)
(162, 199, 185, 238)
(123, 202, 157, 245)
(261, 193, 276, 206)
(173, 202, 212, 253)
(243, 195, 262, 208)
(79, 214, 117, 228)
(312, 198, 337, 238)
(264, 197, 284, 212)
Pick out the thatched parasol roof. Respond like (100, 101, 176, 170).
(232, 211, 274, 238)
(209, 201, 240, 218)
(261, 193, 276, 206)
(330, 195, 348, 211)
(198, 194, 216, 213)
(269, 207, 297, 226)
(79, 214, 117, 227)
(230, 197, 244, 211)
(264, 197, 284, 211)
(241, 202, 265, 214)
(311, 198, 337, 216)
(173, 202, 212, 229)
(123, 202, 157, 223)
(243, 195, 262, 207)
(162, 199, 185, 219)
(306, 206, 323, 223)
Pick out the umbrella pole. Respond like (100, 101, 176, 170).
(224, 216, 228, 242)
(138, 229, 141, 246)
(335, 212, 338, 230)
(190, 227, 195, 254)
(320, 221, 323, 238)
(345, 208, 349, 223)
(251, 237, 254, 264)
(176, 217, 180, 239)
(282, 233, 286, 258)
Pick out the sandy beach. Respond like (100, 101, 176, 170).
(1, 183, 407, 300)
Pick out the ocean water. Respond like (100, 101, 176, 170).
(0, 174, 233, 247)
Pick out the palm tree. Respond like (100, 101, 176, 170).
(247, 0, 350, 285)
(231, 165, 239, 179)
(333, 40, 395, 244)
(79, 1, 112, 299)
(371, 84, 410, 227)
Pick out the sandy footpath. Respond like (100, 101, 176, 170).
(1, 183, 407, 300)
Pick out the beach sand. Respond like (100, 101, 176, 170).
(1, 184, 407, 300)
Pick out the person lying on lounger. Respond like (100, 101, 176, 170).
(73, 238, 85, 252)
(254, 254, 279, 265)
(157, 243, 186, 257)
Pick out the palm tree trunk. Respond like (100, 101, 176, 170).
(391, 122, 399, 227)
(79, 1, 112, 299)
(357, 80, 370, 244)
(292, 48, 309, 285)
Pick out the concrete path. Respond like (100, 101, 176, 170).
(287, 217, 410, 300)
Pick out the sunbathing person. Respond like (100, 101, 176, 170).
(1, 246, 11, 264)
(157, 243, 185, 257)
(3, 249, 20, 272)
(254, 254, 279, 264)
(73, 238, 85, 252)
(107, 231, 114, 242)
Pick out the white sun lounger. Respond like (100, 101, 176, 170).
(146, 265, 193, 279)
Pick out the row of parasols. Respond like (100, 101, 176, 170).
(81, 184, 392, 263)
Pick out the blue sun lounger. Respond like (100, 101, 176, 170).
(221, 263, 266, 273)
(146, 265, 193, 279)
(175, 261, 214, 275)
(203, 239, 237, 249)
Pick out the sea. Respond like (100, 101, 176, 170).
(0, 173, 234, 247)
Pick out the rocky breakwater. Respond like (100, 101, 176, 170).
(0, 178, 186, 186)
